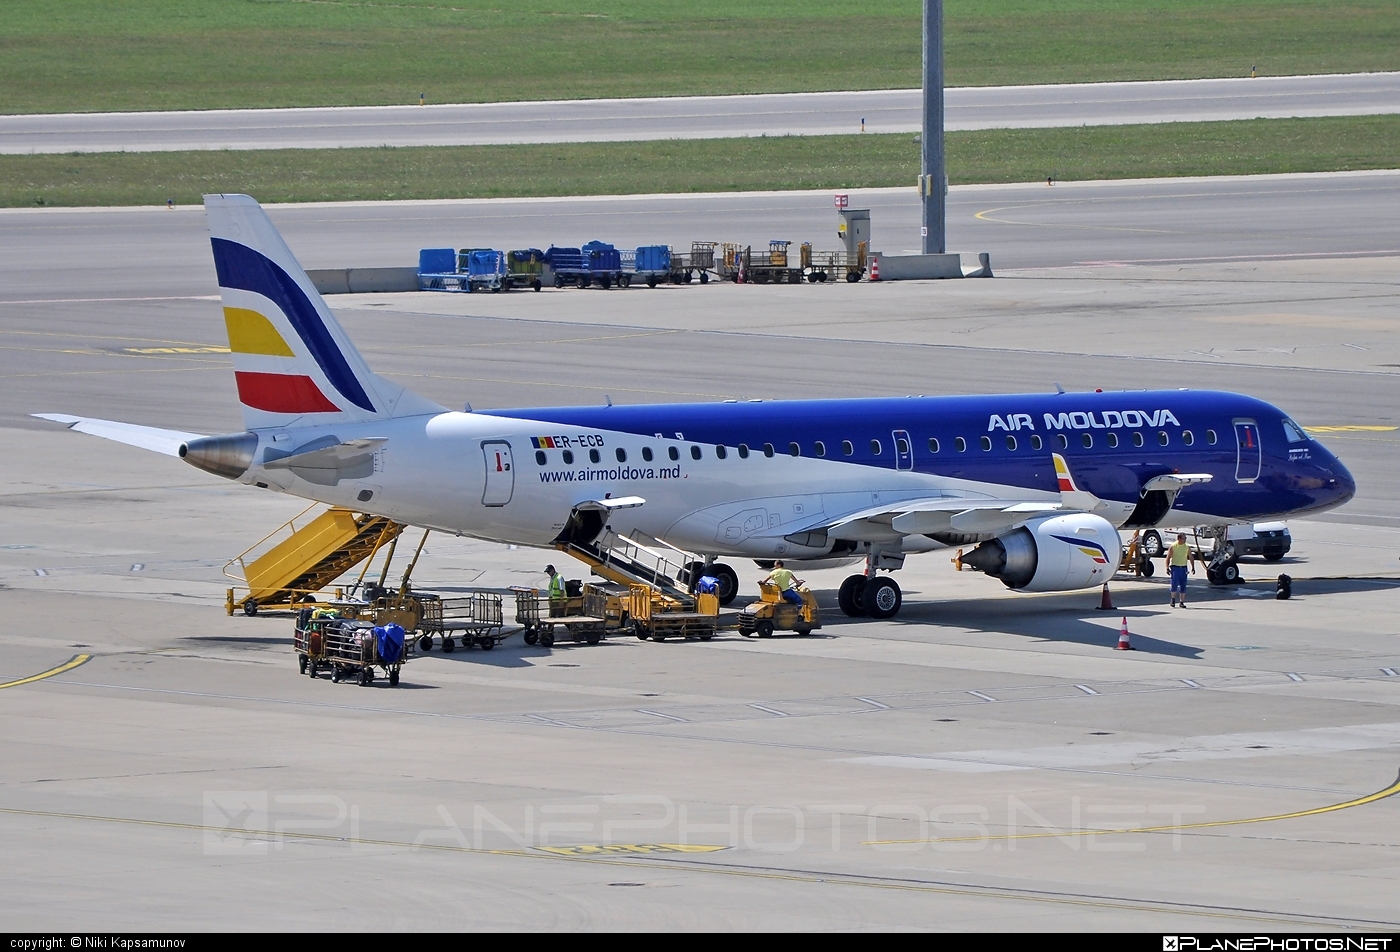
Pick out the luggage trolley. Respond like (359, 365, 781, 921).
(417, 591, 507, 652)
(514, 583, 626, 647)
(295, 609, 410, 686)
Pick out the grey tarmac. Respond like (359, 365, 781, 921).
(1, 172, 1398, 930)
(3, 72, 1399, 154)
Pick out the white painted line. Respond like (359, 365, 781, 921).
(636, 709, 687, 723)
(130, 563, 144, 572)
(1382, 668, 1398, 677)
(1182, 679, 1201, 688)
(749, 703, 788, 717)
(32, 569, 48, 577)
(1287, 673, 1305, 682)
(968, 691, 997, 702)
(856, 696, 891, 710)
(1075, 684, 1099, 696)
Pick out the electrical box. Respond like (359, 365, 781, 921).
(837, 209, 871, 256)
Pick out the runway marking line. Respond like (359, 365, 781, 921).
(864, 767, 1400, 846)
(0, 653, 91, 690)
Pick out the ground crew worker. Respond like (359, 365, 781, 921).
(763, 561, 804, 606)
(1168, 534, 1196, 608)
(546, 564, 566, 616)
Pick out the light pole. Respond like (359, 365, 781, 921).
(921, 0, 945, 255)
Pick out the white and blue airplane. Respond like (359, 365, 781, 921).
(38, 195, 1356, 619)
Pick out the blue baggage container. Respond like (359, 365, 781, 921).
(418, 248, 456, 275)
(635, 245, 671, 273)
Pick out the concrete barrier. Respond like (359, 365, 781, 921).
(866, 252, 993, 281)
(306, 267, 419, 294)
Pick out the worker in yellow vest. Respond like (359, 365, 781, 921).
(546, 564, 566, 616)
(1168, 534, 1196, 608)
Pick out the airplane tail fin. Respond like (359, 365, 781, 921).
(204, 193, 444, 430)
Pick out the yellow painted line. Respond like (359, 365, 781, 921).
(0, 654, 91, 690)
(865, 768, 1400, 846)
(1304, 425, 1398, 433)
(0, 804, 1379, 926)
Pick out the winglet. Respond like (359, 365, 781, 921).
(1052, 453, 1108, 512)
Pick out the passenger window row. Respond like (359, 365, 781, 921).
(532, 429, 1219, 466)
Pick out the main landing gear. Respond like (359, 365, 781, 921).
(838, 573, 902, 619)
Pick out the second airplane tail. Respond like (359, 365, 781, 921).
(204, 193, 444, 430)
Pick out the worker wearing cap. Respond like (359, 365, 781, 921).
(763, 561, 804, 606)
(1168, 534, 1196, 608)
(546, 564, 566, 616)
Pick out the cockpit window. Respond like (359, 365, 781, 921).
(1282, 418, 1308, 443)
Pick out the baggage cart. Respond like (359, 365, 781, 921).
(465, 249, 507, 293)
(744, 241, 804, 284)
(633, 245, 670, 288)
(630, 583, 720, 642)
(416, 591, 507, 652)
(799, 242, 867, 283)
(418, 247, 470, 292)
(505, 249, 546, 291)
(669, 241, 715, 284)
(514, 583, 626, 647)
(295, 609, 411, 686)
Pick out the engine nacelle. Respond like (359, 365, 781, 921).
(960, 513, 1121, 592)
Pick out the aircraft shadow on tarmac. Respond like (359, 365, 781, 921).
(813, 588, 1207, 659)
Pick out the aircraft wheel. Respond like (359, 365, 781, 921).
(1139, 557, 1155, 578)
(838, 575, 866, 617)
(1141, 530, 1164, 558)
(710, 563, 739, 606)
(1220, 561, 1241, 584)
(864, 577, 902, 619)
(756, 620, 774, 638)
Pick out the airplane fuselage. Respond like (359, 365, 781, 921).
(229, 389, 1355, 561)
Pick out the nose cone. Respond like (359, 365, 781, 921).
(1328, 455, 1356, 508)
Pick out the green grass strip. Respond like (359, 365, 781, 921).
(4, 115, 1397, 208)
(1, 1, 1397, 113)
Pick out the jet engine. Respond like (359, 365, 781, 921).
(959, 513, 1120, 592)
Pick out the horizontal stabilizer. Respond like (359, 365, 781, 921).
(33, 413, 205, 457)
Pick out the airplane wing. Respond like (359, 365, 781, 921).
(33, 413, 205, 457)
(819, 495, 1062, 541)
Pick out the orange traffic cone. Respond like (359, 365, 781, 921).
(1098, 583, 1114, 611)
(1116, 617, 1133, 650)
(869, 256, 880, 281)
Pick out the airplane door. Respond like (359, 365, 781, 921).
(892, 429, 913, 471)
(482, 440, 515, 506)
(1234, 420, 1261, 484)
